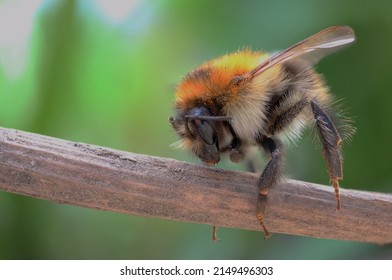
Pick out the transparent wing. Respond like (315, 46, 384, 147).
(246, 26, 355, 78)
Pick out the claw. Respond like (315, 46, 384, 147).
(261, 223, 272, 239)
(212, 225, 220, 242)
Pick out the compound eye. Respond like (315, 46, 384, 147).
(193, 119, 217, 145)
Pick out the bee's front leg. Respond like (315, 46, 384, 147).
(256, 137, 283, 239)
(228, 137, 246, 163)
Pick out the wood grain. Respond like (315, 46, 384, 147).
(0, 127, 391, 244)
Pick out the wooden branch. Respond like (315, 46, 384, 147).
(0, 127, 391, 244)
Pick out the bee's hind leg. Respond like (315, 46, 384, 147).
(256, 137, 283, 239)
(311, 99, 343, 210)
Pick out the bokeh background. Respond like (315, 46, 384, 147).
(0, 0, 391, 259)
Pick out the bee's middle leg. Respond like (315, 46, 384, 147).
(256, 137, 283, 239)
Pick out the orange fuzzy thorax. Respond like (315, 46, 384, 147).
(175, 50, 269, 108)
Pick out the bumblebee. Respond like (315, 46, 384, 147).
(169, 26, 355, 238)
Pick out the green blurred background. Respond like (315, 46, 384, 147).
(0, 0, 391, 259)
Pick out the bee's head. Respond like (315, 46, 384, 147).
(169, 106, 230, 165)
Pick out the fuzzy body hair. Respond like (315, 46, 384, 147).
(171, 50, 334, 160)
